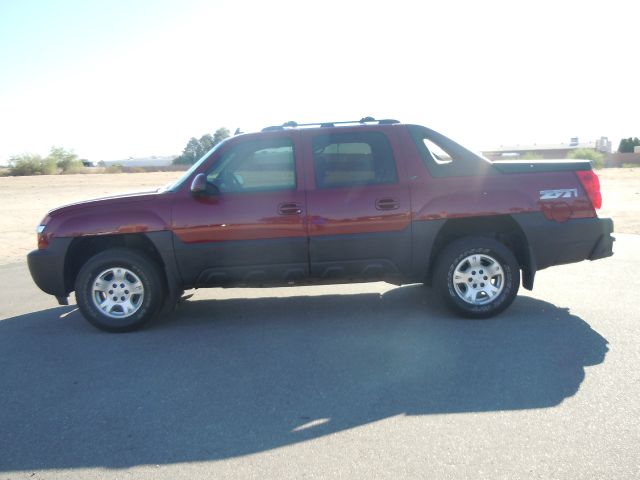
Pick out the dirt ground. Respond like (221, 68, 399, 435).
(0, 168, 638, 266)
(597, 167, 640, 235)
(0, 172, 178, 266)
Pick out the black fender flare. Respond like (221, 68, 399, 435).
(144, 231, 183, 303)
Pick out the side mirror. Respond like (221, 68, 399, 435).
(190, 173, 207, 194)
(190, 173, 219, 196)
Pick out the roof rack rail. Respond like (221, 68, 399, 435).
(261, 117, 400, 132)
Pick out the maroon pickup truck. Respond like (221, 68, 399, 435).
(27, 118, 614, 332)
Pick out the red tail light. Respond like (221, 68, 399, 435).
(575, 170, 602, 209)
(37, 215, 52, 249)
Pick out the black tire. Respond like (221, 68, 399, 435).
(74, 248, 165, 332)
(433, 236, 520, 318)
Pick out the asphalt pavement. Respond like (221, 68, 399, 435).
(0, 235, 638, 479)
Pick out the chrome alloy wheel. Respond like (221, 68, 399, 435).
(452, 254, 505, 305)
(91, 267, 144, 319)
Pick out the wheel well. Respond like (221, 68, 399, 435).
(64, 234, 168, 294)
(426, 215, 532, 286)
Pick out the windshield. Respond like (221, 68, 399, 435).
(161, 138, 232, 192)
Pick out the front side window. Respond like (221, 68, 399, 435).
(312, 132, 398, 188)
(207, 138, 296, 193)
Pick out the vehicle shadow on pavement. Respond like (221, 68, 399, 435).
(0, 285, 608, 471)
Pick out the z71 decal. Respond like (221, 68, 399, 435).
(539, 188, 578, 200)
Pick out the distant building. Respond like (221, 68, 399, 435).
(98, 155, 178, 167)
(483, 136, 609, 160)
(596, 136, 612, 153)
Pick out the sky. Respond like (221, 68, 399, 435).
(0, 0, 638, 163)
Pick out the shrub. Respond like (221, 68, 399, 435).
(40, 157, 58, 175)
(567, 148, 605, 169)
(60, 160, 86, 174)
(8, 147, 89, 175)
(521, 152, 544, 160)
(8, 154, 57, 176)
(105, 164, 123, 174)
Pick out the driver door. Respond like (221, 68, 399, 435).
(172, 132, 308, 286)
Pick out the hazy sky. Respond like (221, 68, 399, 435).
(0, 0, 637, 162)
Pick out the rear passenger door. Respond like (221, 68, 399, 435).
(303, 129, 412, 280)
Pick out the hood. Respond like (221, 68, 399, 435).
(48, 190, 163, 216)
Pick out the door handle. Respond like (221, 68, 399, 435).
(278, 202, 303, 215)
(375, 198, 400, 211)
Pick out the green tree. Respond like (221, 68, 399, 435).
(567, 148, 605, 169)
(173, 127, 231, 165)
(48, 146, 83, 173)
(199, 133, 215, 153)
(173, 137, 201, 165)
(213, 127, 230, 145)
(618, 137, 640, 153)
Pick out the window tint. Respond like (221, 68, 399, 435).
(423, 138, 452, 164)
(312, 132, 397, 188)
(207, 139, 295, 192)
(408, 125, 492, 178)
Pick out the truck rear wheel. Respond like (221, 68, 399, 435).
(75, 248, 164, 332)
(434, 236, 520, 318)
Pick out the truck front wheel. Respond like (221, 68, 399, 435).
(75, 248, 164, 332)
(434, 236, 520, 318)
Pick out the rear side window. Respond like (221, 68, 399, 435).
(422, 138, 452, 164)
(312, 132, 397, 188)
(408, 125, 492, 177)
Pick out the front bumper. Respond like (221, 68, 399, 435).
(27, 238, 72, 300)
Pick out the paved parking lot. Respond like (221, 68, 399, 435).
(0, 235, 638, 479)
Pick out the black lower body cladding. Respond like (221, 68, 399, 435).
(27, 231, 182, 306)
(27, 238, 72, 299)
(513, 213, 614, 271)
(588, 219, 615, 261)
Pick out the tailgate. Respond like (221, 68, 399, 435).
(492, 159, 591, 173)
